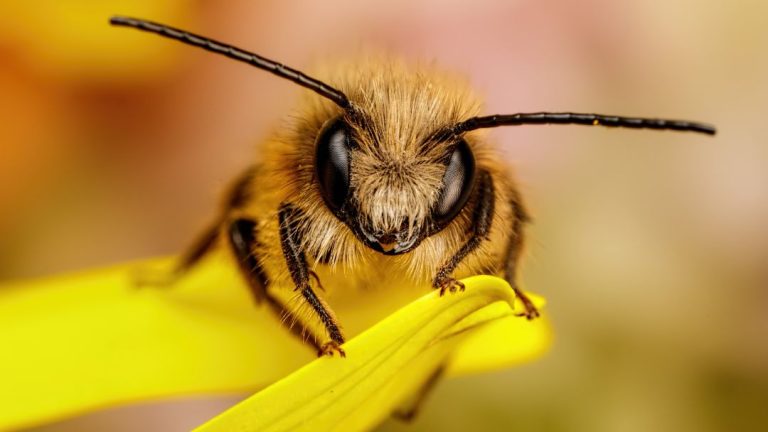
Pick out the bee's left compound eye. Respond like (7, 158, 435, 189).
(315, 118, 352, 212)
(434, 139, 476, 225)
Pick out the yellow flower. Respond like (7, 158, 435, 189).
(0, 255, 551, 431)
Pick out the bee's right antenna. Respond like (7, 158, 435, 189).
(110, 16, 351, 109)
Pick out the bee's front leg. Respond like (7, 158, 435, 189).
(229, 216, 342, 356)
(432, 170, 494, 295)
(278, 203, 346, 357)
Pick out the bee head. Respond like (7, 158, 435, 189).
(313, 62, 480, 255)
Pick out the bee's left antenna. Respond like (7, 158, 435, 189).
(451, 112, 716, 136)
(109, 16, 351, 109)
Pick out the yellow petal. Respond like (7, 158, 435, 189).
(195, 275, 549, 432)
(0, 255, 550, 431)
(447, 292, 551, 377)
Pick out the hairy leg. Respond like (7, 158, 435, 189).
(278, 203, 346, 356)
(175, 166, 257, 274)
(501, 192, 539, 319)
(432, 170, 494, 295)
(228, 217, 330, 354)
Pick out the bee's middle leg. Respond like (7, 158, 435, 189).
(501, 195, 539, 320)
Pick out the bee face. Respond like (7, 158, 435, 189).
(315, 106, 477, 256)
(307, 59, 485, 256)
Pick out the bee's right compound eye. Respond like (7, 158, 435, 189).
(315, 118, 352, 212)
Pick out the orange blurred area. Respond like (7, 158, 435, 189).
(1, 0, 767, 431)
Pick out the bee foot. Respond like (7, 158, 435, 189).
(514, 295, 541, 320)
(318, 341, 346, 358)
(436, 278, 465, 296)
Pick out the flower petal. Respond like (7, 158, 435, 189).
(0, 257, 550, 431)
(195, 275, 548, 432)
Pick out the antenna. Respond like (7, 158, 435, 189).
(451, 112, 716, 135)
(110, 16, 350, 108)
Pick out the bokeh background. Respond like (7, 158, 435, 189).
(2, 0, 766, 431)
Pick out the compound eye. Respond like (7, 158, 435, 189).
(434, 139, 476, 225)
(315, 118, 352, 212)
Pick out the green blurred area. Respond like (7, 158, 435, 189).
(1, 0, 766, 431)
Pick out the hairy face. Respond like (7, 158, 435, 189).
(347, 128, 447, 253)
(310, 59, 482, 255)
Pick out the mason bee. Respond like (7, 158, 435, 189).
(111, 16, 716, 358)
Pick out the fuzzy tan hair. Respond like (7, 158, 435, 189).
(252, 56, 513, 286)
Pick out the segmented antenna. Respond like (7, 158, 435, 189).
(109, 16, 350, 108)
(110, 17, 716, 137)
(452, 112, 716, 136)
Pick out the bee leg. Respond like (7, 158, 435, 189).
(229, 217, 327, 353)
(502, 195, 540, 320)
(178, 165, 257, 275)
(432, 170, 494, 295)
(228, 219, 268, 303)
(279, 203, 346, 357)
(392, 363, 446, 422)
(135, 166, 257, 287)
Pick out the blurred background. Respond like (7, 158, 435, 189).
(1, 0, 766, 431)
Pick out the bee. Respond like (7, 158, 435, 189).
(111, 16, 716, 357)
